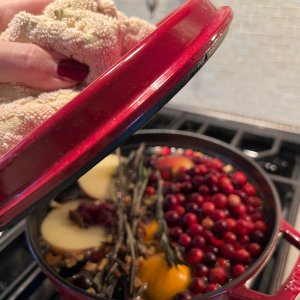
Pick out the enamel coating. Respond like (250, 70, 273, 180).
(0, 0, 233, 229)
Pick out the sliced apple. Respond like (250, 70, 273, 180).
(152, 155, 194, 174)
(41, 200, 107, 253)
(78, 154, 120, 199)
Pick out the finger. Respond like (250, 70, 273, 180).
(0, 41, 89, 91)
(0, 0, 53, 31)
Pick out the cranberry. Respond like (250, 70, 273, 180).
(210, 185, 220, 194)
(202, 202, 215, 215)
(190, 193, 204, 206)
(248, 196, 263, 208)
(183, 213, 198, 227)
(235, 249, 250, 263)
(187, 224, 203, 237)
(224, 232, 237, 244)
(251, 230, 265, 243)
(192, 236, 206, 248)
(145, 186, 156, 196)
(236, 219, 254, 236)
(170, 227, 183, 241)
(209, 158, 224, 170)
(185, 203, 199, 214)
(189, 278, 207, 294)
(179, 233, 192, 248)
(234, 190, 248, 201)
(219, 177, 234, 195)
(232, 171, 247, 187)
(160, 169, 172, 181)
(175, 206, 185, 216)
(178, 166, 189, 174)
(206, 283, 221, 292)
(195, 264, 209, 277)
(254, 220, 267, 232)
(149, 173, 158, 183)
(176, 193, 187, 204)
(214, 220, 228, 236)
(250, 211, 265, 221)
(192, 156, 204, 165)
(212, 210, 226, 221)
(182, 181, 193, 193)
(174, 291, 193, 300)
(202, 217, 214, 230)
(203, 195, 212, 203)
(232, 264, 246, 278)
(164, 194, 179, 210)
(210, 236, 225, 248)
(233, 204, 246, 216)
(174, 183, 183, 193)
(202, 230, 214, 242)
(186, 248, 204, 265)
(70, 274, 93, 290)
(225, 218, 237, 232)
(192, 175, 204, 186)
(246, 205, 255, 214)
(217, 258, 230, 269)
(206, 245, 219, 254)
(240, 235, 250, 244)
(198, 184, 210, 195)
(163, 182, 172, 194)
(203, 252, 217, 266)
(85, 250, 103, 263)
(228, 194, 241, 207)
(242, 183, 256, 196)
(195, 164, 208, 175)
(248, 243, 262, 257)
(177, 173, 192, 182)
(212, 193, 228, 209)
(221, 243, 235, 259)
(161, 146, 171, 155)
(184, 149, 194, 157)
(204, 174, 219, 185)
(209, 267, 228, 285)
(165, 210, 180, 226)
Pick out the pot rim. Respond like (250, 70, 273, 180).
(26, 129, 281, 300)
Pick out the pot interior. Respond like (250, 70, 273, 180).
(26, 130, 281, 299)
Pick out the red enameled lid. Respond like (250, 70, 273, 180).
(0, 0, 233, 229)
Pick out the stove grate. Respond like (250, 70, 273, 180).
(1, 107, 300, 299)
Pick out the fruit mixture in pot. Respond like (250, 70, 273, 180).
(41, 145, 268, 300)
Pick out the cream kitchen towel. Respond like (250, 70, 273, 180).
(0, 0, 155, 157)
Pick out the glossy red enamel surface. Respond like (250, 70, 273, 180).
(0, 0, 233, 228)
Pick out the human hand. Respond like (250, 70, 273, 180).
(0, 0, 89, 91)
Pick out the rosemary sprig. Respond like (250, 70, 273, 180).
(156, 174, 183, 267)
(125, 219, 137, 299)
(131, 167, 150, 235)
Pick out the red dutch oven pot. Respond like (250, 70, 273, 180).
(26, 130, 300, 300)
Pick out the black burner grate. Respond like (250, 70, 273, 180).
(1, 107, 300, 299)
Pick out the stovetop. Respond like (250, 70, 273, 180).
(1, 107, 300, 300)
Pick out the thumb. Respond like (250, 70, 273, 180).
(0, 41, 89, 91)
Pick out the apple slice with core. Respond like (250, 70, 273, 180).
(78, 154, 119, 199)
(41, 200, 107, 253)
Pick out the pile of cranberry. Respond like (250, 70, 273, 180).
(147, 147, 268, 299)
(70, 201, 116, 229)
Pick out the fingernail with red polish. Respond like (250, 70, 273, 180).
(57, 59, 89, 82)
